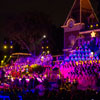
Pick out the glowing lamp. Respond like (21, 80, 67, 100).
(47, 50, 50, 54)
(91, 31, 96, 37)
(90, 25, 93, 28)
(10, 45, 13, 49)
(91, 52, 94, 55)
(4, 55, 7, 58)
(96, 24, 98, 27)
(41, 56, 44, 61)
(98, 60, 100, 63)
(4, 45, 7, 49)
(90, 60, 92, 64)
(1, 60, 4, 63)
(46, 46, 48, 49)
(81, 61, 83, 65)
(43, 51, 45, 53)
(41, 56, 44, 59)
(43, 35, 46, 38)
(42, 46, 44, 49)
(76, 61, 78, 65)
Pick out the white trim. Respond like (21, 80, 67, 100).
(63, 23, 84, 33)
(79, 29, 100, 34)
(61, 23, 84, 28)
(63, 0, 99, 26)
(63, 0, 77, 25)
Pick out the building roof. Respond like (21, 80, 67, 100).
(64, 0, 98, 25)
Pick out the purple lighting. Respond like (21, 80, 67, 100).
(10, 41, 13, 44)
(4, 41, 7, 44)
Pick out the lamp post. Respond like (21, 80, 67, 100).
(2, 40, 14, 65)
(33, 35, 47, 57)
(41, 35, 50, 55)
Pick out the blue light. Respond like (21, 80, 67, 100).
(0, 95, 10, 100)
(10, 41, 13, 44)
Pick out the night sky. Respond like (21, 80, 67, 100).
(0, 0, 99, 29)
(0, 0, 74, 27)
(0, 0, 99, 50)
(0, 0, 75, 49)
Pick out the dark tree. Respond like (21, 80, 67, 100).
(2, 12, 52, 55)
